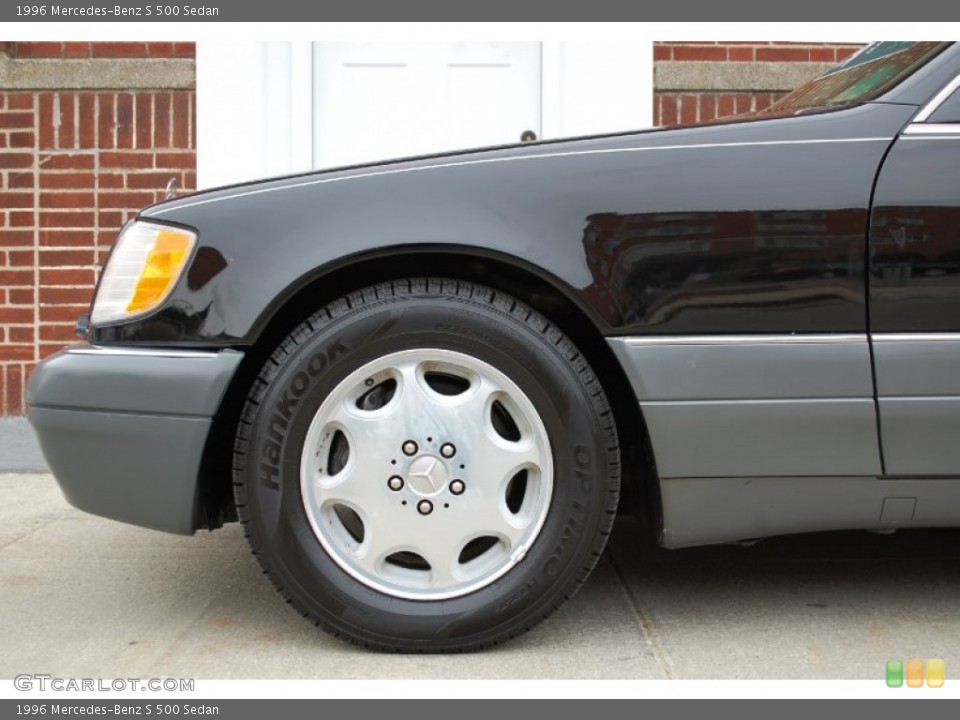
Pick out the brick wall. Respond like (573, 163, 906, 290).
(0, 41, 196, 415)
(653, 42, 864, 126)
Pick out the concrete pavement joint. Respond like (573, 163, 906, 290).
(607, 547, 674, 679)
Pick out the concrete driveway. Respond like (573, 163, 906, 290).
(2, 470, 958, 680)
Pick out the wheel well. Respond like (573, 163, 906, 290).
(196, 252, 661, 532)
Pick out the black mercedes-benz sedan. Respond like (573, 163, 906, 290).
(27, 41, 960, 651)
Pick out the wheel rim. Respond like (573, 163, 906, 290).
(300, 348, 554, 601)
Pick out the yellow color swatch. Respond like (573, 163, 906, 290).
(926, 659, 945, 688)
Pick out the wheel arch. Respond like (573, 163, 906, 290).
(196, 248, 660, 534)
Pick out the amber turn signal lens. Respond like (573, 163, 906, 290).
(126, 230, 193, 314)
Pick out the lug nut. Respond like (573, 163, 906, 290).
(440, 443, 456, 458)
(417, 500, 433, 515)
(449, 479, 465, 495)
(388, 476, 404, 491)
(402, 440, 418, 456)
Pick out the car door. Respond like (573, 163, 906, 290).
(869, 75, 960, 475)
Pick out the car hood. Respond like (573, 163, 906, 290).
(141, 102, 896, 222)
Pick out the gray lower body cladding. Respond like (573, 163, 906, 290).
(608, 334, 960, 546)
(26, 345, 244, 534)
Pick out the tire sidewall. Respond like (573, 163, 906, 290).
(242, 292, 612, 648)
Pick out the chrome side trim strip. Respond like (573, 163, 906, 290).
(619, 333, 866, 346)
(872, 333, 960, 343)
(150, 138, 890, 216)
(902, 124, 960, 136)
(912, 73, 960, 122)
(65, 345, 220, 359)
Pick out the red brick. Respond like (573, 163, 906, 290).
(7, 131, 35, 148)
(39, 287, 91, 304)
(660, 96, 677, 126)
(135, 94, 152, 149)
(40, 229, 93, 247)
(40, 344, 69, 360)
(171, 93, 190, 149)
(63, 42, 90, 59)
(99, 191, 155, 209)
(40, 305, 89, 323)
(0, 153, 33, 169)
(810, 47, 836, 62)
(717, 94, 735, 118)
(40, 153, 94, 170)
(17, 42, 62, 59)
(653, 45, 671, 62)
(729, 47, 754, 62)
(39, 93, 56, 149)
(0, 307, 33, 323)
(8, 211, 34, 227)
(155, 151, 194, 169)
(735, 94, 753, 114)
(0, 230, 33, 247)
(679, 95, 698, 125)
(7, 94, 34, 111)
(116, 93, 134, 149)
(78, 94, 97, 148)
(40, 173, 95, 190)
(7, 250, 32, 266)
(59, 93, 75, 149)
(7, 364, 25, 414)
(100, 151, 153, 169)
(40, 211, 95, 228)
(40, 268, 95, 286)
(98, 93, 115, 149)
(97, 230, 117, 246)
(700, 94, 717, 121)
(0, 112, 34, 130)
(173, 43, 196, 58)
(98, 172, 125, 189)
(154, 92, 171, 148)
(40, 249, 94, 266)
(97, 211, 125, 228)
(92, 43, 147, 59)
(9, 327, 34, 343)
(757, 47, 811, 62)
(146, 42, 175, 58)
(8, 172, 35, 190)
(184, 171, 196, 192)
(672, 46, 728, 62)
(39, 325, 78, 344)
(0, 191, 33, 208)
(40, 192, 96, 209)
(836, 48, 858, 61)
(125, 171, 175, 190)
(0, 269, 32, 286)
(9, 288, 34, 304)
(2, 345, 34, 361)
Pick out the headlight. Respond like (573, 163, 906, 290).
(90, 221, 197, 325)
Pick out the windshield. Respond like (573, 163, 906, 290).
(764, 41, 950, 114)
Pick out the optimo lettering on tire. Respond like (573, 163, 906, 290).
(233, 279, 620, 651)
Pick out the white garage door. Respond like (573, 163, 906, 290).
(311, 43, 541, 169)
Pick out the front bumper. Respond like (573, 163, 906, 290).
(27, 344, 244, 534)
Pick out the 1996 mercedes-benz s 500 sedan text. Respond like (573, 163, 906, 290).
(27, 42, 960, 651)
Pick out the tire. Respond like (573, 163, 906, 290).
(233, 278, 620, 652)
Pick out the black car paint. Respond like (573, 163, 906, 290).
(91, 102, 918, 347)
